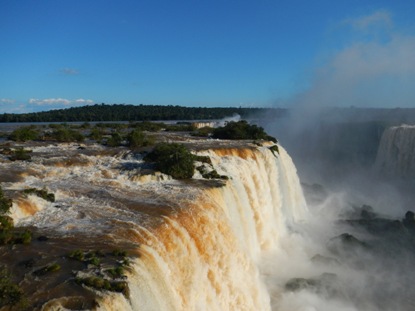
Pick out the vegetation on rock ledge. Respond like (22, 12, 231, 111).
(23, 188, 55, 202)
(0, 186, 33, 246)
(212, 120, 277, 142)
(144, 143, 195, 179)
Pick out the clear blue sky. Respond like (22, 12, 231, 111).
(1, 0, 415, 113)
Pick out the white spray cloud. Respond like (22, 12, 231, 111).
(290, 9, 415, 109)
(263, 9, 415, 176)
(343, 9, 393, 32)
(257, 10, 415, 311)
(216, 113, 241, 127)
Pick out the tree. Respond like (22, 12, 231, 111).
(144, 143, 194, 179)
(212, 120, 277, 142)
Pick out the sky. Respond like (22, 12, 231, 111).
(1, 0, 415, 113)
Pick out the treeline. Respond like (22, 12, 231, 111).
(0, 104, 286, 123)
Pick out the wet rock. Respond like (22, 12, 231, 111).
(285, 277, 317, 291)
(311, 254, 340, 266)
(327, 233, 369, 258)
(285, 273, 341, 299)
(37, 235, 49, 242)
(360, 205, 376, 220)
(19, 258, 36, 268)
(403, 211, 415, 231)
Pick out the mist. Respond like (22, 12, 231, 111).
(254, 9, 415, 311)
(259, 178, 415, 311)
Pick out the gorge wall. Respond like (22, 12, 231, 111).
(374, 125, 415, 179)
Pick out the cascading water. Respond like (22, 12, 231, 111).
(123, 146, 308, 311)
(2, 141, 308, 310)
(374, 124, 415, 178)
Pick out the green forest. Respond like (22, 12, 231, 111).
(0, 104, 286, 122)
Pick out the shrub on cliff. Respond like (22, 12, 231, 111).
(144, 143, 194, 179)
(212, 120, 277, 142)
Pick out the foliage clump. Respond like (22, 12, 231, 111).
(202, 170, 229, 180)
(0, 186, 12, 215)
(127, 129, 154, 149)
(212, 120, 277, 142)
(89, 127, 104, 141)
(9, 126, 39, 142)
(192, 126, 214, 137)
(75, 276, 128, 295)
(9, 148, 32, 161)
(196, 166, 228, 180)
(193, 155, 212, 165)
(269, 145, 279, 156)
(68, 249, 86, 261)
(68, 249, 129, 267)
(0, 186, 14, 245)
(69, 248, 130, 296)
(0, 267, 26, 309)
(68, 249, 104, 266)
(0, 186, 33, 246)
(112, 249, 128, 257)
(23, 188, 55, 202)
(12, 229, 32, 245)
(106, 132, 123, 147)
(106, 266, 125, 278)
(33, 263, 61, 276)
(144, 143, 194, 179)
(51, 126, 85, 142)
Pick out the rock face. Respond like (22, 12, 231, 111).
(375, 125, 415, 179)
(285, 273, 341, 299)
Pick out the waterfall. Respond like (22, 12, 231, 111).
(374, 125, 415, 178)
(5, 143, 307, 310)
(101, 145, 307, 310)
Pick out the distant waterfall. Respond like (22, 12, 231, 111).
(375, 125, 415, 178)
